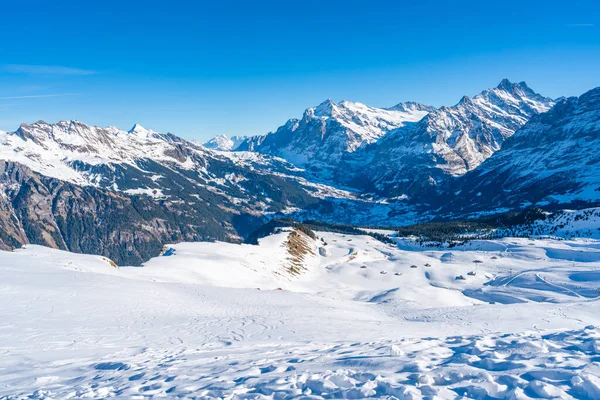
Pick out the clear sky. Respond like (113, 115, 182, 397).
(1, 0, 598, 140)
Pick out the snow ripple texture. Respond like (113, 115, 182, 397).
(3, 328, 600, 399)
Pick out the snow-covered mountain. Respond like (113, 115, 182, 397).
(203, 134, 247, 151)
(450, 85, 600, 212)
(0, 120, 202, 186)
(363, 79, 555, 197)
(0, 120, 355, 264)
(0, 119, 307, 194)
(1, 81, 598, 265)
(236, 99, 435, 177)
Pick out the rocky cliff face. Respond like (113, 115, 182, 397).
(0, 161, 243, 265)
(448, 86, 600, 214)
(236, 99, 434, 179)
(362, 79, 555, 198)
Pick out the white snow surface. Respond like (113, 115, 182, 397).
(203, 134, 247, 151)
(2, 230, 600, 398)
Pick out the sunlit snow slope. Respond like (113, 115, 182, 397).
(2, 228, 600, 398)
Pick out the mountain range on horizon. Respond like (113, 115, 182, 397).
(8, 2, 600, 397)
(0, 79, 599, 265)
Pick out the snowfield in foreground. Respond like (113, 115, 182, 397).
(1, 230, 600, 399)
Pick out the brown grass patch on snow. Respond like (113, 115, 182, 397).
(281, 229, 315, 277)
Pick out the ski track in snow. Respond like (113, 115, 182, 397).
(2, 232, 600, 399)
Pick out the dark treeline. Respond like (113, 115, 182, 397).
(246, 208, 551, 247)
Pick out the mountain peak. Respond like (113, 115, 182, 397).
(203, 133, 246, 151)
(128, 123, 148, 134)
(25, 120, 50, 127)
(388, 101, 436, 113)
(313, 99, 336, 117)
(379, 79, 557, 180)
(497, 78, 514, 91)
(496, 78, 532, 93)
(458, 95, 473, 105)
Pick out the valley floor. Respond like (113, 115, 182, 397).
(1, 232, 600, 399)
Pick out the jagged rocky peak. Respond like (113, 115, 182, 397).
(129, 122, 147, 133)
(308, 98, 433, 123)
(497, 78, 520, 90)
(421, 78, 555, 145)
(0, 118, 202, 188)
(235, 95, 436, 168)
(578, 85, 600, 108)
(495, 78, 538, 96)
(14, 119, 87, 143)
(471, 79, 555, 116)
(451, 85, 600, 210)
(364, 79, 556, 198)
(11, 119, 167, 145)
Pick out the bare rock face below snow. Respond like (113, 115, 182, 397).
(450, 86, 600, 212)
(0, 159, 321, 266)
(236, 99, 434, 179)
(362, 79, 555, 198)
(0, 161, 241, 265)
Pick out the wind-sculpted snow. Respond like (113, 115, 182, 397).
(2, 231, 600, 398)
(4, 328, 600, 399)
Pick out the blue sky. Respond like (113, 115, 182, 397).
(1, 0, 598, 140)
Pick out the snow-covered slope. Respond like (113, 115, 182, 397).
(2, 230, 600, 398)
(202, 133, 247, 151)
(236, 99, 434, 176)
(365, 79, 555, 197)
(452, 86, 600, 211)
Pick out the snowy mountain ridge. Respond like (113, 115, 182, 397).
(364, 79, 555, 197)
(1, 81, 599, 266)
(235, 98, 435, 171)
(450, 85, 600, 211)
(0, 120, 356, 264)
(1, 119, 202, 185)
